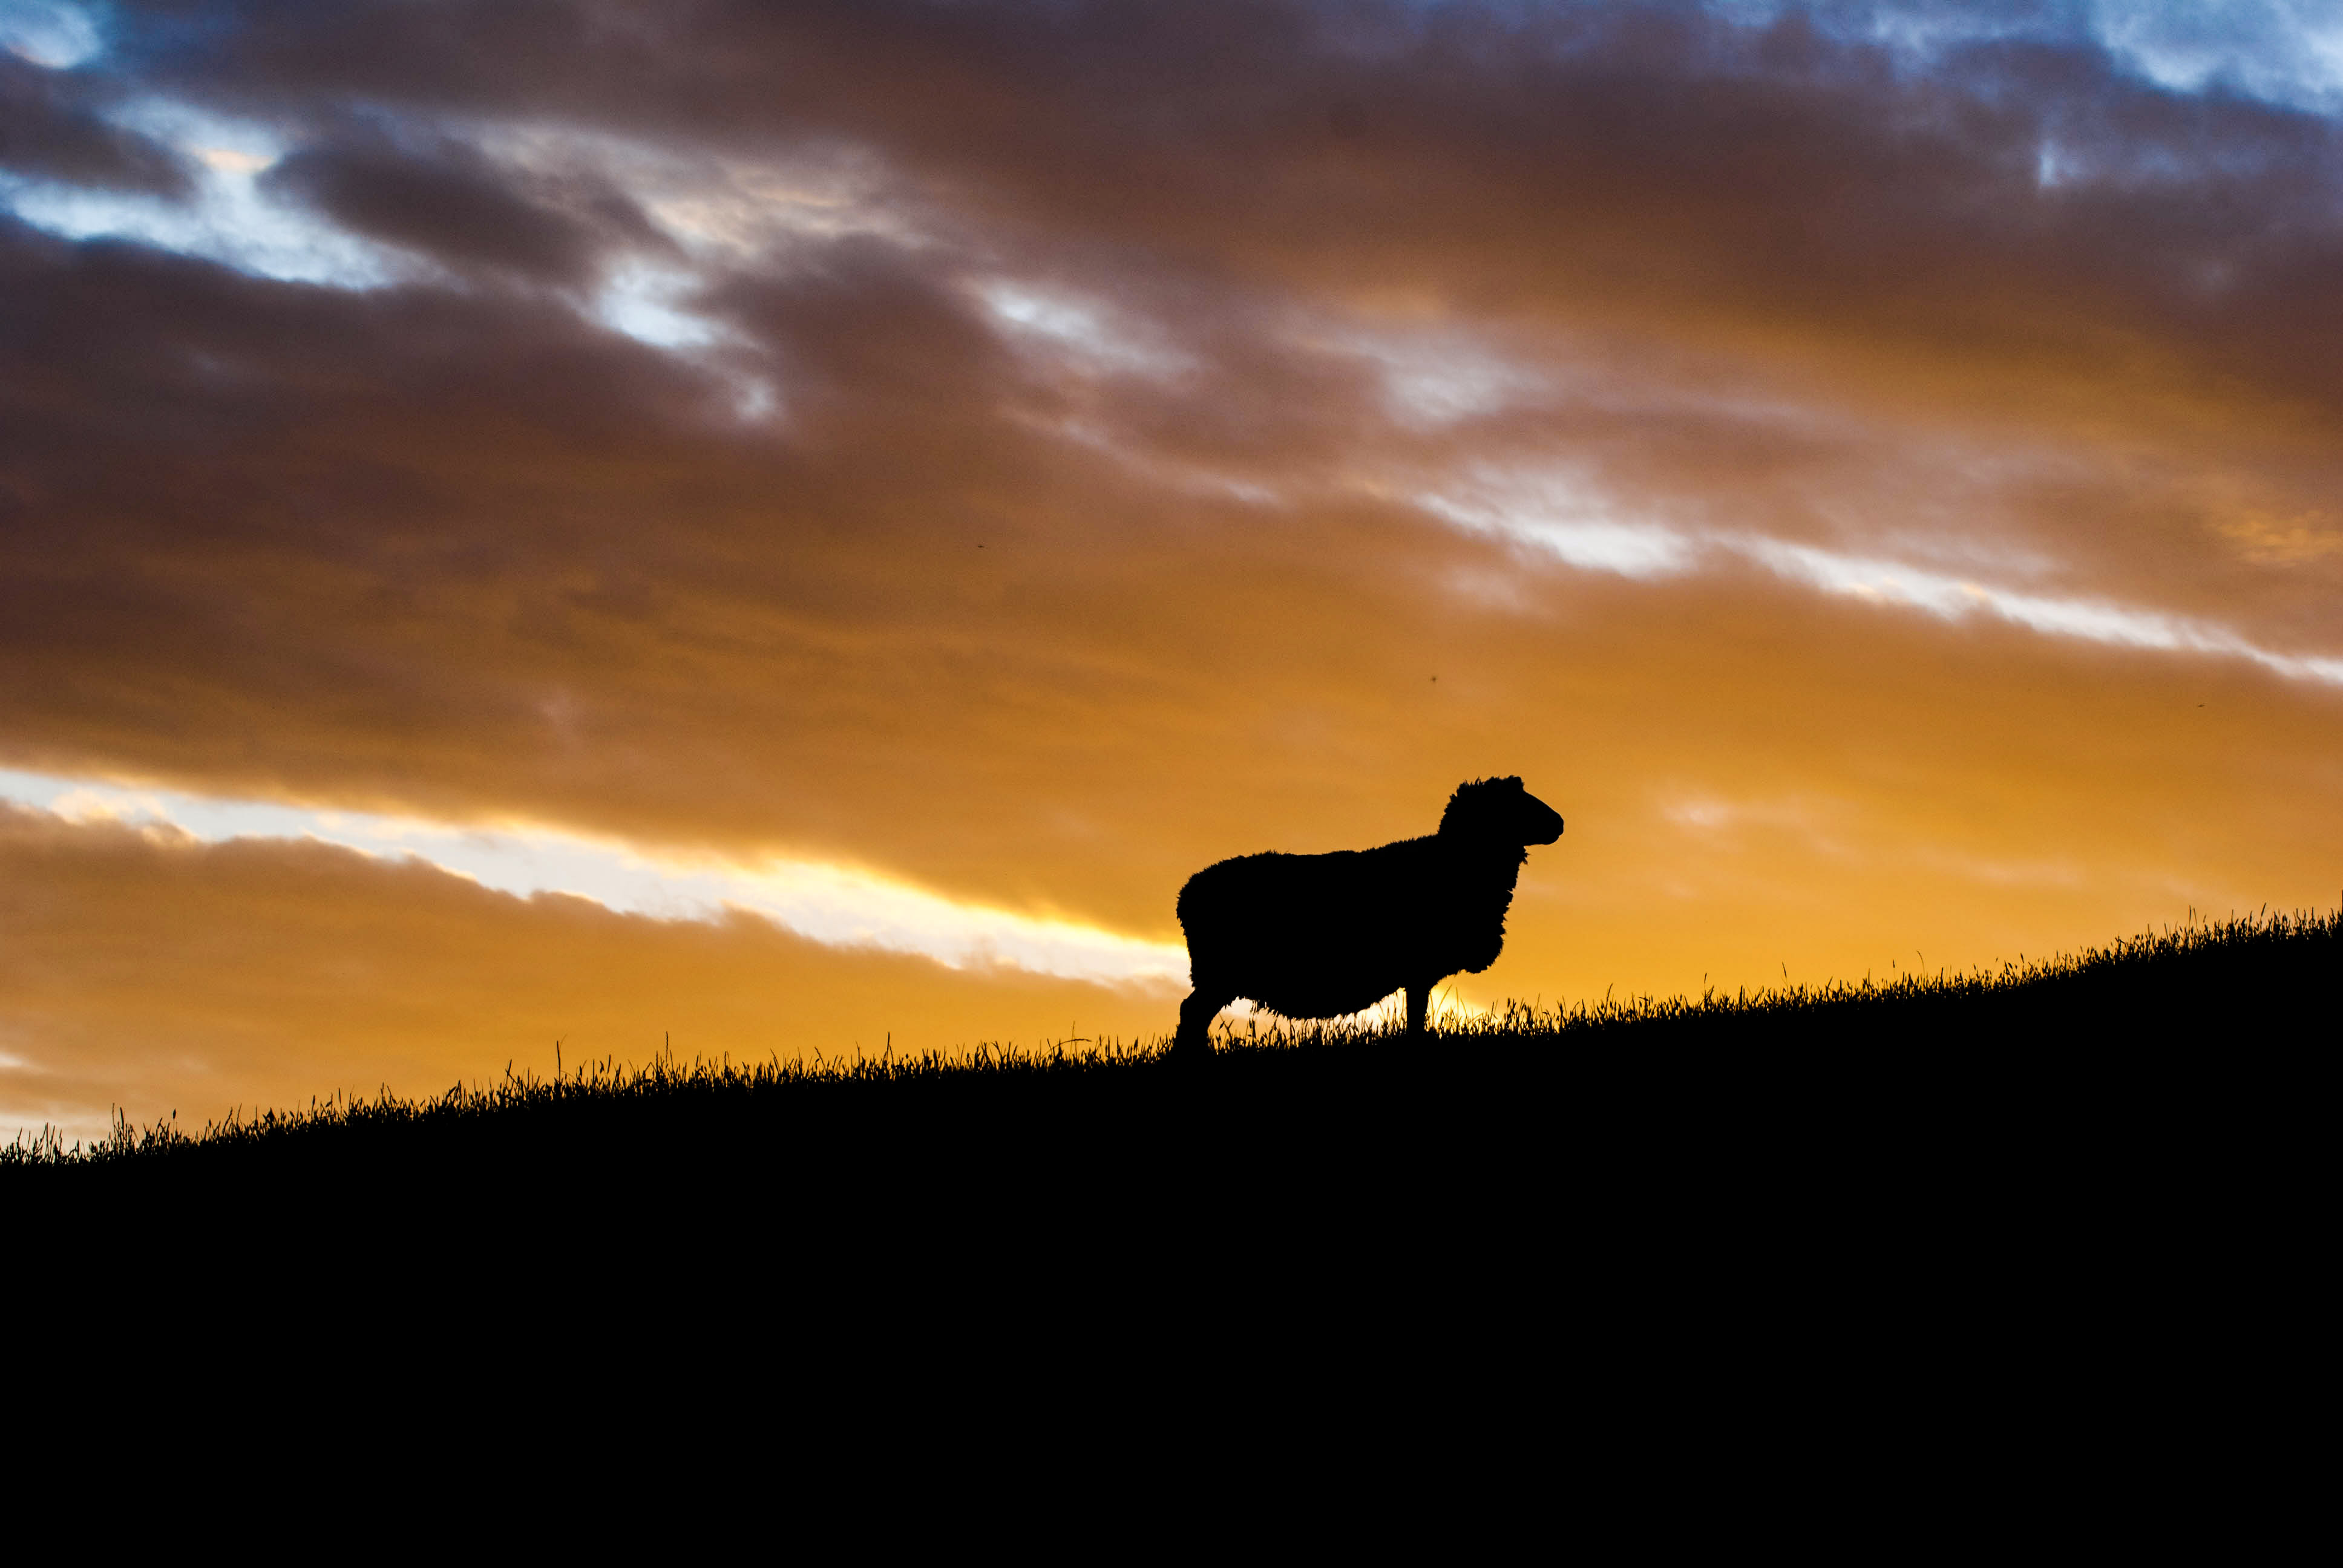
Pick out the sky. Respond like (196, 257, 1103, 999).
(5, 0, 2341, 1141)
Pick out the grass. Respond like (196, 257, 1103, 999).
(10, 903, 2325, 1379)
(10, 904, 2331, 1183)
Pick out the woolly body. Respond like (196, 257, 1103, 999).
(1173, 777, 1564, 1050)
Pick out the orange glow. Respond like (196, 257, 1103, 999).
(4, 3, 2340, 1140)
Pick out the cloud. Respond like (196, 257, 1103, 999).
(0, 767, 1194, 985)
(1742, 535, 2343, 684)
(0, 54, 191, 196)
(1, 2, 102, 71)
(0, 801, 1180, 1143)
(261, 128, 675, 286)
(1417, 467, 1699, 578)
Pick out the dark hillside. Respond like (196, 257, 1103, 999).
(13, 910, 2328, 1429)
(14, 909, 2328, 1228)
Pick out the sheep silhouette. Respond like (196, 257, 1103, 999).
(1172, 776, 1564, 1057)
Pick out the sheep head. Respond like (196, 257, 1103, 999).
(1439, 776, 1564, 846)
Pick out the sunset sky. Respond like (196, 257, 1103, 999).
(5, 0, 2341, 1141)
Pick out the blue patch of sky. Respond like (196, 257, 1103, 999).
(1, 97, 408, 287)
(0, 10, 759, 353)
(0, 30, 411, 289)
(1781, 1, 2341, 114)
(1400, 1, 2343, 116)
(2088, 0, 2343, 111)
(7, 1, 2336, 295)
(0, 0, 99, 68)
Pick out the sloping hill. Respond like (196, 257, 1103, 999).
(16, 907, 2328, 1206)
(16, 910, 2325, 1417)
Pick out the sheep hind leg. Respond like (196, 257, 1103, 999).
(1173, 987, 1234, 1060)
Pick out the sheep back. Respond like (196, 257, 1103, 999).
(1176, 834, 1526, 1019)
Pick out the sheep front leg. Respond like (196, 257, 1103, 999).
(1406, 984, 1430, 1039)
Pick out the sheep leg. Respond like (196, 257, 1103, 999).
(1174, 987, 1233, 1059)
(1405, 984, 1430, 1038)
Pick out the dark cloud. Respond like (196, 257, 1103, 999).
(261, 128, 674, 283)
(0, 53, 192, 196)
(103, 2, 2343, 431)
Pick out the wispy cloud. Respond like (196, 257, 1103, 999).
(0, 771, 1188, 990)
(1418, 470, 1697, 580)
(0, 1, 99, 69)
(1416, 469, 2343, 688)
(2, 100, 403, 287)
(1740, 538, 2343, 687)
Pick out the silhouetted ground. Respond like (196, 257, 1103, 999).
(15, 909, 2327, 1233)
(15, 909, 2327, 1458)
(16, 909, 2322, 1496)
